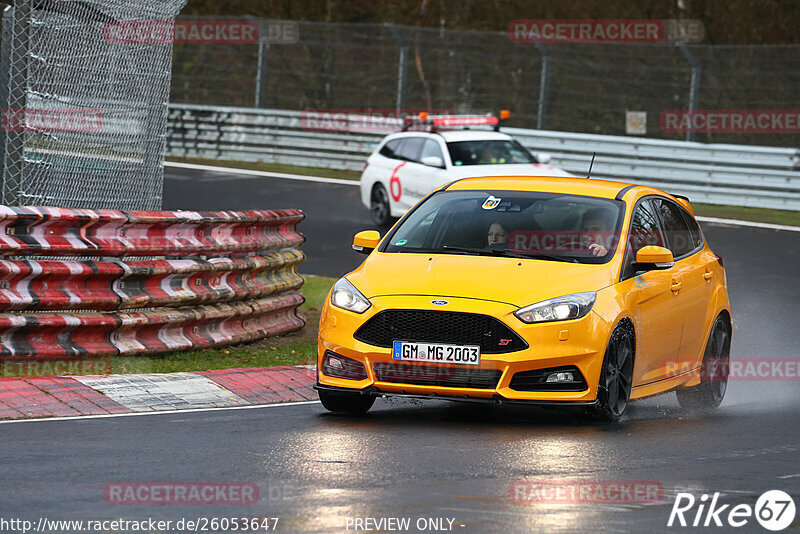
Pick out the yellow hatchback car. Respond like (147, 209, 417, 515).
(315, 176, 731, 421)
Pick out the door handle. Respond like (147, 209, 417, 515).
(703, 270, 713, 280)
(671, 281, 683, 292)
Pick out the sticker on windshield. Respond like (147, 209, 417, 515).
(395, 239, 408, 246)
(482, 195, 501, 210)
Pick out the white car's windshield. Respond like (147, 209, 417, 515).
(383, 190, 625, 264)
(447, 140, 537, 166)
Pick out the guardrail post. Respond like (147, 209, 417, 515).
(255, 31, 269, 108)
(534, 42, 550, 130)
(677, 43, 702, 143)
(385, 23, 408, 115)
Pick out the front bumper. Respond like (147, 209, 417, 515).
(314, 383, 599, 407)
(318, 295, 612, 404)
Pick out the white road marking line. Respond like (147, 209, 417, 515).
(165, 161, 359, 186)
(778, 473, 800, 479)
(0, 400, 321, 424)
(696, 216, 800, 233)
(165, 162, 800, 233)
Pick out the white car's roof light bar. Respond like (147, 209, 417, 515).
(402, 110, 510, 132)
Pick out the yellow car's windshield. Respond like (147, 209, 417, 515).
(383, 190, 625, 264)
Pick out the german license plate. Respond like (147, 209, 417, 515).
(392, 341, 480, 365)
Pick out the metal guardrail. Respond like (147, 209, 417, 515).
(167, 104, 800, 211)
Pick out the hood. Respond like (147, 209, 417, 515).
(347, 252, 616, 309)
(446, 164, 574, 179)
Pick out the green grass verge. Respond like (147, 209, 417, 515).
(168, 157, 800, 227)
(691, 203, 800, 227)
(107, 275, 334, 374)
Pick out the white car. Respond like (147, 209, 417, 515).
(359, 128, 573, 225)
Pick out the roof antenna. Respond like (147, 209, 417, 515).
(586, 153, 596, 179)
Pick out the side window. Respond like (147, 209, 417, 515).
(379, 139, 402, 159)
(680, 210, 704, 252)
(395, 137, 425, 163)
(652, 198, 695, 258)
(420, 138, 444, 161)
(622, 200, 666, 279)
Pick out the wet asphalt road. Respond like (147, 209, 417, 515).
(1, 165, 798, 533)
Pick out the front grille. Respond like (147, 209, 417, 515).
(354, 310, 527, 354)
(373, 362, 502, 389)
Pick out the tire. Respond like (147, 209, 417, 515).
(591, 322, 635, 422)
(676, 315, 731, 413)
(318, 389, 375, 415)
(370, 184, 391, 226)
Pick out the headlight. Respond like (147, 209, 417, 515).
(330, 277, 371, 313)
(514, 292, 596, 324)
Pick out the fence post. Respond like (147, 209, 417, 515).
(1, 1, 31, 206)
(385, 23, 408, 115)
(677, 43, 701, 142)
(255, 29, 269, 108)
(534, 42, 550, 130)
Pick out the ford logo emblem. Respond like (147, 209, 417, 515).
(430, 300, 449, 305)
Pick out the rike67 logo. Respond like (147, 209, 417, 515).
(668, 490, 796, 531)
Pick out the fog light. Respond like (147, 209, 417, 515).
(321, 351, 367, 380)
(546, 371, 575, 383)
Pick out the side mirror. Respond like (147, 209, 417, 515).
(420, 156, 445, 168)
(632, 245, 674, 272)
(535, 152, 551, 164)
(352, 230, 381, 254)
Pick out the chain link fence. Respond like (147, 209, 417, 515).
(0, 0, 186, 210)
(170, 20, 800, 149)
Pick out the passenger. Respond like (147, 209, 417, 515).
(487, 222, 508, 247)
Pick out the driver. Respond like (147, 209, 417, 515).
(478, 144, 506, 164)
(581, 208, 614, 256)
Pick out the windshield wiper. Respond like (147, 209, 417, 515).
(441, 245, 506, 256)
(395, 246, 474, 255)
(442, 246, 579, 263)
(514, 252, 579, 263)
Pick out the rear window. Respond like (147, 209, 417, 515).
(652, 198, 699, 258)
(379, 139, 402, 159)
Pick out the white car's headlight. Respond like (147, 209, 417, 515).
(514, 292, 596, 324)
(330, 277, 371, 313)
